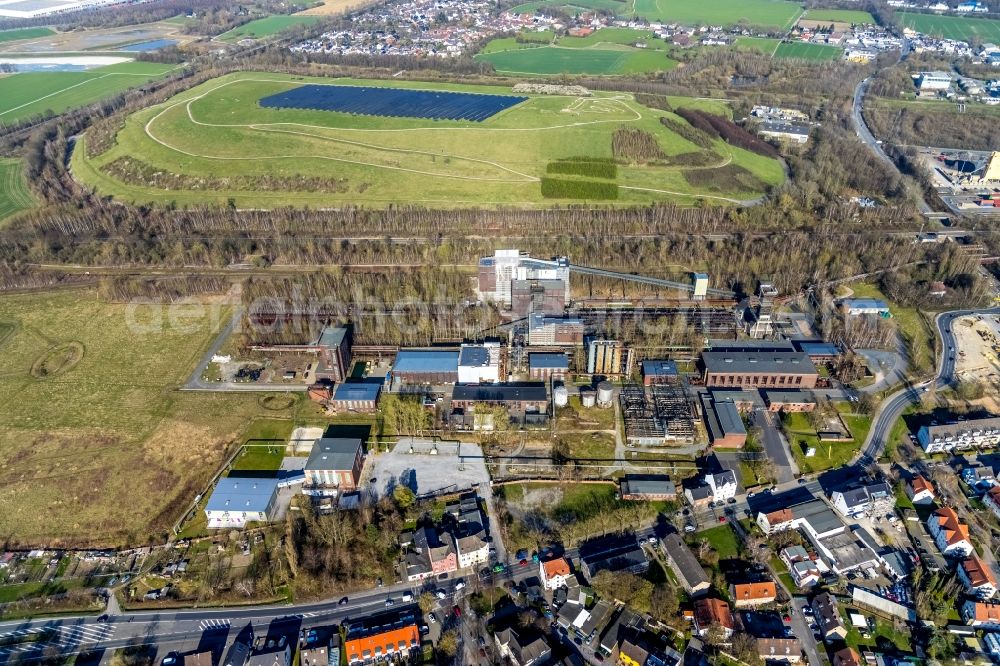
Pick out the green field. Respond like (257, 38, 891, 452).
(631, 0, 802, 30)
(801, 8, 875, 24)
(74, 71, 784, 208)
(0, 159, 34, 223)
(0, 289, 314, 546)
(478, 45, 676, 75)
(733, 37, 781, 54)
(0, 61, 176, 125)
(898, 12, 1000, 42)
(0, 27, 55, 44)
(773, 41, 842, 60)
(217, 15, 321, 41)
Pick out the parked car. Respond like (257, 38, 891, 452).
(453, 605, 462, 617)
(455, 581, 466, 590)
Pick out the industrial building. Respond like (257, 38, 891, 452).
(619, 474, 677, 501)
(757, 121, 811, 144)
(620, 384, 694, 446)
(477, 249, 570, 315)
(249, 324, 352, 383)
(641, 360, 678, 386)
(389, 350, 459, 385)
(528, 352, 569, 381)
(457, 343, 501, 384)
(763, 390, 816, 412)
(701, 351, 818, 389)
(700, 393, 747, 448)
(914, 70, 953, 93)
(527, 314, 585, 346)
(586, 338, 630, 375)
(204, 477, 280, 529)
(747, 281, 779, 337)
(838, 298, 890, 316)
(450, 382, 549, 429)
(304, 437, 366, 495)
(329, 382, 382, 413)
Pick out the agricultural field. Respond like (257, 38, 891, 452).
(296, 0, 378, 14)
(477, 44, 676, 75)
(631, 0, 802, 30)
(0, 61, 176, 125)
(217, 15, 321, 42)
(73, 71, 784, 208)
(509, 0, 628, 14)
(0, 159, 34, 223)
(898, 12, 1000, 42)
(733, 36, 781, 54)
(773, 41, 842, 60)
(800, 8, 875, 25)
(0, 27, 55, 45)
(0, 289, 308, 546)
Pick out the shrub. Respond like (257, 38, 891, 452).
(546, 157, 617, 179)
(612, 127, 666, 164)
(540, 177, 618, 200)
(660, 115, 715, 150)
(679, 109, 780, 158)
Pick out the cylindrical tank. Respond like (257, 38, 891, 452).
(580, 389, 596, 408)
(553, 385, 569, 408)
(597, 381, 614, 407)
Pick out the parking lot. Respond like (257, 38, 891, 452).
(366, 439, 491, 499)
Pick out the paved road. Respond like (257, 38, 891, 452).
(859, 307, 1000, 466)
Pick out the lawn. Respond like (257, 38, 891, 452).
(74, 71, 784, 209)
(631, 0, 802, 30)
(801, 9, 875, 25)
(784, 410, 861, 473)
(217, 15, 321, 41)
(557, 27, 666, 49)
(694, 524, 740, 560)
(0, 290, 306, 547)
(230, 417, 294, 470)
(843, 607, 911, 652)
(556, 431, 616, 459)
(477, 44, 677, 75)
(0, 61, 176, 125)
(0, 27, 55, 44)
(556, 396, 617, 430)
(898, 12, 1000, 42)
(0, 158, 34, 223)
(509, 0, 627, 13)
(773, 42, 843, 60)
(733, 37, 781, 55)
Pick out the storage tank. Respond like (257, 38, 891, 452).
(597, 381, 614, 407)
(580, 389, 596, 408)
(553, 385, 569, 408)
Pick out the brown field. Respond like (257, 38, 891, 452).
(296, 0, 377, 15)
(797, 19, 851, 31)
(0, 290, 308, 547)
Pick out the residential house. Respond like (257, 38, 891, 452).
(406, 527, 457, 581)
(755, 638, 802, 663)
(619, 633, 683, 666)
(917, 416, 1000, 454)
(962, 465, 997, 490)
(830, 482, 894, 519)
(344, 618, 419, 665)
(182, 653, 214, 666)
(693, 599, 734, 639)
(927, 507, 974, 557)
(907, 476, 936, 505)
(781, 546, 822, 588)
(731, 581, 778, 608)
(662, 534, 710, 595)
(962, 600, 1000, 629)
(541, 558, 572, 590)
(707, 470, 738, 502)
(833, 647, 862, 666)
(303, 437, 365, 494)
(986, 486, 1000, 521)
(757, 508, 794, 535)
(579, 600, 614, 644)
(579, 538, 648, 579)
(455, 532, 489, 569)
(598, 608, 643, 656)
(494, 628, 551, 666)
(812, 592, 847, 641)
(684, 484, 714, 508)
(248, 642, 292, 666)
(959, 556, 998, 599)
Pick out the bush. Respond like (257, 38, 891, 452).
(678, 109, 780, 158)
(612, 127, 666, 164)
(546, 157, 617, 179)
(540, 177, 619, 200)
(634, 92, 672, 112)
(660, 115, 715, 150)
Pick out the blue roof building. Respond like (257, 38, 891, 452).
(642, 360, 678, 385)
(391, 350, 460, 384)
(205, 477, 280, 529)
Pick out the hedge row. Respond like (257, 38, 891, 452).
(676, 108, 780, 159)
(540, 177, 619, 200)
(546, 158, 618, 179)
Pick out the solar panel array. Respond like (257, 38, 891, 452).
(259, 84, 527, 122)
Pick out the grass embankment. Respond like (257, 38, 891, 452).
(849, 283, 936, 375)
(0, 158, 35, 223)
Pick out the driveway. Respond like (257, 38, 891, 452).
(753, 409, 798, 484)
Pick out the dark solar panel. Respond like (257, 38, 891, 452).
(259, 84, 527, 122)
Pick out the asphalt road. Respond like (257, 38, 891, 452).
(859, 307, 1000, 466)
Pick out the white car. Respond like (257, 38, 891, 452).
(436, 590, 447, 599)
(402, 592, 413, 602)
(454, 581, 466, 590)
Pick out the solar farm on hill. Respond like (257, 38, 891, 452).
(73, 72, 785, 208)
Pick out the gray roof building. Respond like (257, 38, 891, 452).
(306, 438, 363, 471)
(452, 383, 548, 404)
(662, 533, 711, 595)
(702, 351, 817, 376)
(620, 474, 677, 499)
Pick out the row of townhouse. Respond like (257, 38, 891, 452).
(402, 493, 490, 581)
(917, 416, 1000, 454)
